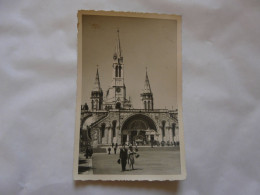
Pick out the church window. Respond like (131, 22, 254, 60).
(172, 123, 176, 137)
(101, 123, 106, 138)
(91, 100, 94, 110)
(95, 99, 98, 110)
(116, 102, 121, 109)
(119, 65, 122, 77)
(116, 65, 119, 77)
(162, 121, 166, 137)
(112, 121, 117, 137)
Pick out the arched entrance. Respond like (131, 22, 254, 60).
(121, 114, 157, 145)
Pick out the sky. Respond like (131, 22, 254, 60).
(81, 15, 178, 109)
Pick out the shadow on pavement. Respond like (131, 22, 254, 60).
(78, 166, 95, 174)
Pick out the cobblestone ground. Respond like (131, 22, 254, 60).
(79, 147, 181, 175)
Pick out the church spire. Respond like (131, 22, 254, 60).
(141, 68, 153, 110)
(113, 29, 123, 63)
(143, 68, 152, 93)
(92, 66, 102, 91)
(91, 66, 103, 111)
(116, 29, 122, 58)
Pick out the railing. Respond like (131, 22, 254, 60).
(81, 108, 178, 114)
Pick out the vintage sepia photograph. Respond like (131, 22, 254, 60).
(74, 10, 186, 181)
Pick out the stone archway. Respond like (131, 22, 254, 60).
(121, 114, 157, 145)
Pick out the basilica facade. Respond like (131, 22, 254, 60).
(80, 31, 179, 147)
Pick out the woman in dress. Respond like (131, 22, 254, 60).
(128, 145, 137, 170)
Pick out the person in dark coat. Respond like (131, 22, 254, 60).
(119, 144, 128, 171)
(85, 145, 93, 159)
(114, 146, 117, 154)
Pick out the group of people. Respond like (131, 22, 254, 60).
(85, 142, 139, 172)
(107, 143, 118, 155)
(119, 144, 139, 171)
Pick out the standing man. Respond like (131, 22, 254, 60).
(114, 146, 117, 154)
(119, 144, 128, 171)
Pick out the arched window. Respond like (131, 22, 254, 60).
(95, 99, 98, 110)
(116, 65, 119, 77)
(119, 65, 122, 77)
(162, 121, 166, 137)
(116, 102, 121, 109)
(172, 123, 176, 137)
(144, 101, 147, 110)
(101, 123, 106, 138)
(112, 121, 117, 137)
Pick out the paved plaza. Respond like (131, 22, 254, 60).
(78, 147, 181, 175)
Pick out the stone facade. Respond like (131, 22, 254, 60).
(80, 30, 179, 148)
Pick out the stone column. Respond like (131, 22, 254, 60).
(126, 134, 129, 145)
(106, 128, 109, 144)
(98, 128, 102, 144)
(107, 128, 111, 145)
(117, 126, 121, 145)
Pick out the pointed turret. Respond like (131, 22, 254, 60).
(92, 68, 102, 92)
(141, 68, 154, 110)
(91, 66, 103, 111)
(143, 70, 152, 93)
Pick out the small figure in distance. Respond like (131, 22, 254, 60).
(114, 145, 117, 154)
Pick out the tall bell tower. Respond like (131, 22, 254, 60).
(103, 30, 131, 110)
(112, 30, 126, 109)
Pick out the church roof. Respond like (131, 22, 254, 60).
(143, 70, 152, 94)
(92, 68, 102, 92)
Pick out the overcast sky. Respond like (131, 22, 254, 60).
(81, 15, 178, 109)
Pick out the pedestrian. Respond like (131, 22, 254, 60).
(88, 146, 93, 158)
(115, 143, 118, 148)
(112, 142, 114, 148)
(108, 147, 111, 155)
(135, 143, 138, 152)
(114, 146, 117, 154)
(85, 146, 89, 159)
(85, 145, 93, 159)
(119, 144, 128, 171)
(128, 145, 138, 170)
